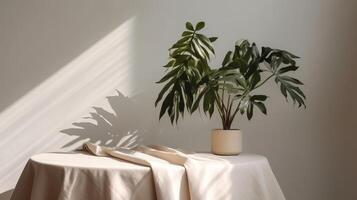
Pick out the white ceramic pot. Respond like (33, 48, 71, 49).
(211, 129, 242, 155)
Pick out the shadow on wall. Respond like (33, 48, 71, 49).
(60, 88, 214, 152)
(0, 190, 13, 200)
(0, 15, 138, 193)
(61, 90, 149, 149)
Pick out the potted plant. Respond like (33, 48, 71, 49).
(155, 21, 306, 155)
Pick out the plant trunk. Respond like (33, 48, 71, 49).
(222, 117, 233, 130)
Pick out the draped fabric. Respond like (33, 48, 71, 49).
(11, 143, 285, 200)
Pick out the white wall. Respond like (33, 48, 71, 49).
(1, 0, 356, 199)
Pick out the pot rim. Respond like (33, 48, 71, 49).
(212, 128, 241, 131)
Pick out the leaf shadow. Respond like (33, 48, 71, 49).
(60, 90, 143, 149)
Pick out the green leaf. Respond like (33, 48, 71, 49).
(292, 86, 306, 99)
(186, 22, 194, 31)
(200, 45, 211, 60)
(254, 102, 267, 114)
(236, 75, 247, 89)
(251, 95, 268, 101)
(279, 76, 303, 85)
(242, 47, 252, 62)
(222, 51, 232, 66)
(183, 82, 194, 108)
(175, 36, 191, 45)
(163, 60, 175, 68)
(170, 47, 190, 57)
(219, 83, 241, 94)
(261, 47, 273, 58)
(245, 59, 260, 79)
(282, 50, 299, 59)
(192, 39, 206, 59)
(281, 52, 297, 65)
(250, 72, 261, 89)
(187, 58, 196, 68)
(252, 43, 260, 59)
(278, 65, 299, 74)
(209, 37, 218, 42)
(159, 90, 174, 119)
(196, 34, 215, 55)
(270, 55, 282, 72)
(195, 38, 212, 59)
(156, 67, 180, 83)
(208, 99, 214, 117)
(276, 76, 306, 108)
(232, 44, 240, 60)
(171, 42, 188, 49)
(191, 87, 208, 112)
(225, 61, 239, 70)
(182, 31, 193, 37)
(280, 83, 287, 98)
(195, 21, 205, 31)
(288, 89, 305, 108)
(178, 89, 185, 113)
(155, 79, 175, 106)
(239, 96, 250, 114)
(203, 91, 212, 112)
(247, 100, 253, 120)
(173, 55, 190, 63)
(236, 40, 250, 57)
(168, 101, 175, 124)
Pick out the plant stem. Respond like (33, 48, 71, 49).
(221, 82, 225, 111)
(214, 92, 225, 118)
(254, 74, 274, 90)
(227, 73, 275, 128)
(214, 101, 225, 128)
(189, 30, 196, 44)
(215, 91, 228, 113)
(225, 95, 232, 129)
(215, 91, 234, 129)
(228, 97, 243, 127)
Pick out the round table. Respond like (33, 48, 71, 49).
(11, 152, 285, 200)
(11, 152, 157, 200)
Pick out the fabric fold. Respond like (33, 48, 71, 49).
(83, 143, 190, 200)
(82, 142, 286, 200)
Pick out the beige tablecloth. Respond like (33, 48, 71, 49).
(11, 150, 285, 200)
(11, 152, 158, 200)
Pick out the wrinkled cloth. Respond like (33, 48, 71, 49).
(83, 143, 190, 200)
(83, 143, 286, 200)
(10, 152, 158, 200)
(11, 143, 285, 200)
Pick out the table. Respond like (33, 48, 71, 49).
(11, 152, 285, 200)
